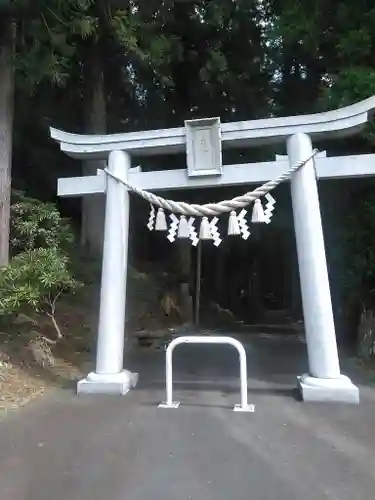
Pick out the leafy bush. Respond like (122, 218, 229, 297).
(0, 247, 80, 338)
(10, 190, 74, 256)
(0, 192, 79, 342)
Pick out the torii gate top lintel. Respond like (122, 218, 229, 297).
(50, 95, 375, 160)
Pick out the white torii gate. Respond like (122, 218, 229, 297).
(51, 96, 375, 404)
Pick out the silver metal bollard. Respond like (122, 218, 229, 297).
(158, 336, 254, 412)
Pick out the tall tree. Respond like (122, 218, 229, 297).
(81, 1, 107, 253)
(0, 3, 15, 266)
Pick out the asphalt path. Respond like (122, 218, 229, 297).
(1, 335, 375, 500)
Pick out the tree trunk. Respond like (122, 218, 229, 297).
(81, 41, 107, 254)
(0, 18, 14, 267)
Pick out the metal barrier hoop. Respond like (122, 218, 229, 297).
(158, 336, 255, 412)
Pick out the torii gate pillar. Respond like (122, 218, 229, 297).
(288, 133, 358, 403)
(77, 150, 137, 394)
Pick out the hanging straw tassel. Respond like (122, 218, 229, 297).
(228, 211, 241, 235)
(155, 208, 167, 231)
(199, 216, 212, 240)
(177, 215, 190, 238)
(251, 199, 266, 223)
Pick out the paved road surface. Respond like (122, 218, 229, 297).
(1, 334, 375, 500)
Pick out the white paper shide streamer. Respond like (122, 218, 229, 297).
(167, 214, 179, 242)
(147, 205, 155, 231)
(237, 209, 250, 240)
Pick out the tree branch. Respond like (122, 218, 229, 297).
(46, 311, 63, 340)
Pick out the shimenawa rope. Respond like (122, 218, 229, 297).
(104, 149, 318, 217)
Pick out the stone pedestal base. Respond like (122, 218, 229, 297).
(298, 374, 359, 404)
(158, 401, 180, 409)
(77, 370, 138, 395)
(233, 404, 255, 412)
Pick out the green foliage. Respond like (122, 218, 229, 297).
(0, 247, 78, 317)
(0, 193, 79, 339)
(16, 0, 98, 89)
(10, 190, 74, 256)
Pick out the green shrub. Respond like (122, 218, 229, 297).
(10, 190, 74, 256)
(0, 192, 79, 342)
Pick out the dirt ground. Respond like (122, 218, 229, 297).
(0, 305, 87, 417)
